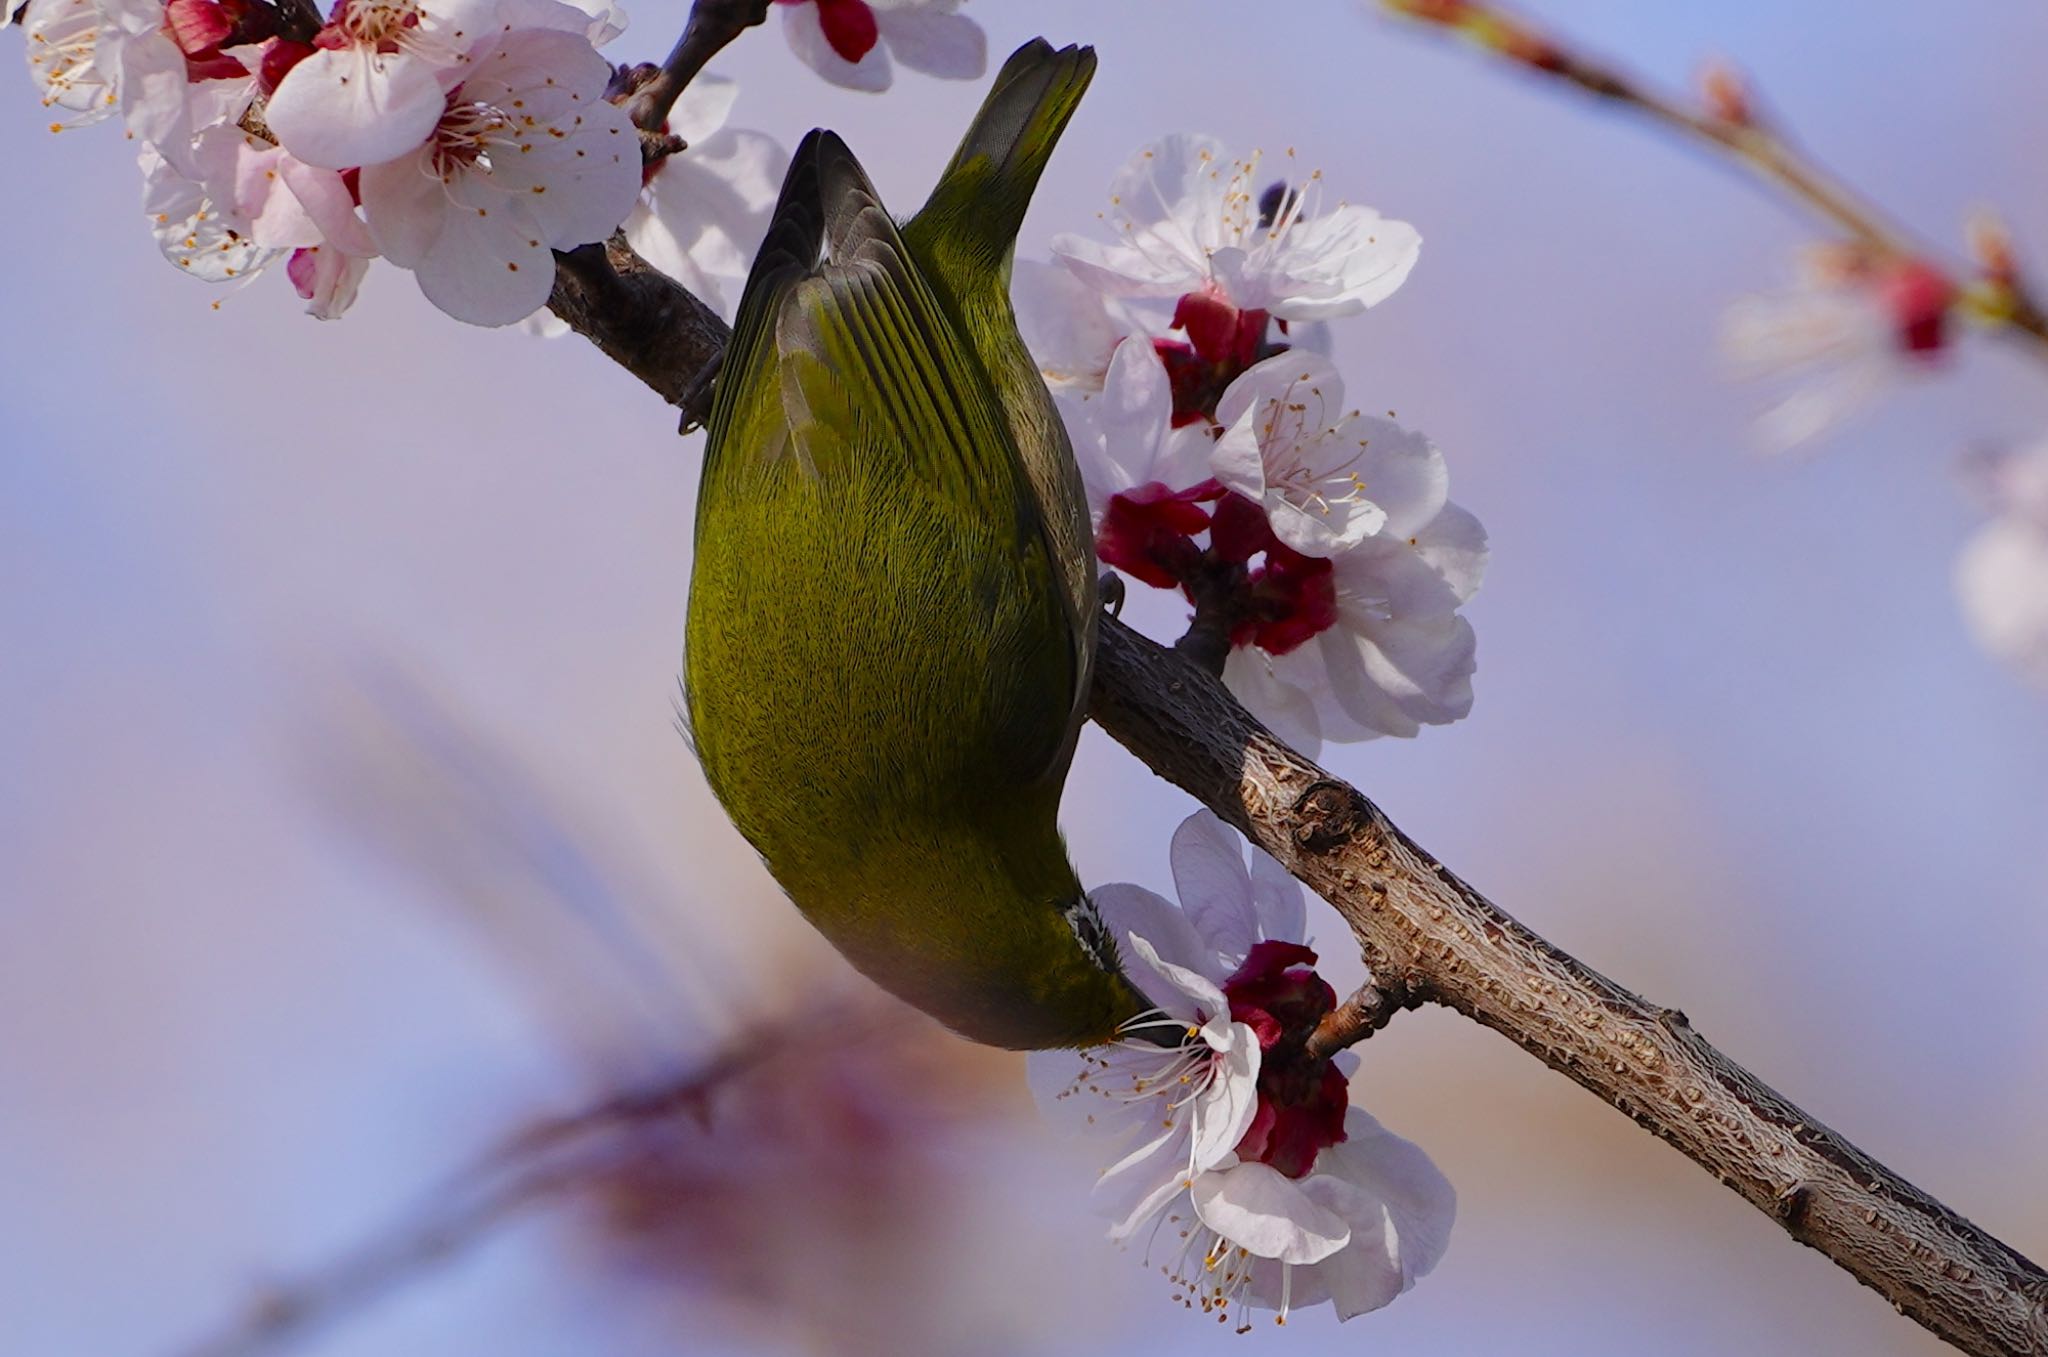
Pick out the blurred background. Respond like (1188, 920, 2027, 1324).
(4, 1, 2046, 1354)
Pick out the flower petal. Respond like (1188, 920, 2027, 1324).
(779, 0, 891, 91)
(266, 46, 448, 171)
(1191, 1160, 1351, 1265)
(1170, 810, 1259, 964)
(873, 4, 984, 78)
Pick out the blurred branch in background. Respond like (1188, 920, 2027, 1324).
(172, 666, 1045, 1357)
(1375, 0, 2048, 361)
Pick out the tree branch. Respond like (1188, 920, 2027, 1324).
(1088, 615, 2048, 1357)
(623, 0, 772, 133)
(527, 77, 2048, 1357)
(546, 233, 729, 413)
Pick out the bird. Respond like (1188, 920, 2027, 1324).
(682, 39, 1149, 1050)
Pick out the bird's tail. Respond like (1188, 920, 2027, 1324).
(910, 38, 1096, 271)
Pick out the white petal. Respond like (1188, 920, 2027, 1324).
(1191, 1161, 1352, 1265)
(1012, 259, 1129, 392)
(665, 71, 738, 145)
(1051, 231, 1203, 300)
(1248, 849, 1308, 946)
(1956, 518, 2048, 689)
(632, 128, 787, 321)
(779, 0, 892, 92)
(1118, 928, 1227, 1025)
(1323, 613, 1477, 737)
(1170, 810, 1259, 964)
(1188, 1028, 1261, 1170)
(1208, 410, 1270, 503)
(874, 5, 984, 78)
(281, 158, 379, 257)
(1348, 415, 1448, 539)
(1410, 502, 1489, 604)
(1265, 208, 1422, 320)
(1222, 647, 1325, 757)
(1321, 1108, 1457, 1286)
(266, 46, 449, 170)
(358, 151, 446, 267)
(412, 192, 557, 325)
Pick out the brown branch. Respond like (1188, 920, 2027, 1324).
(526, 60, 2048, 1351)
(546, 233, 729, 415)
(1378, 0, 2048, 358)
(623, 0, 773, 133)
(1089, 615, 2048, 1357)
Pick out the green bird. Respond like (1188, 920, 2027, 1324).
(683, 40, 1148, 1050)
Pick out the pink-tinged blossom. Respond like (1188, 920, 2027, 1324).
(1030, 811, 1453, 1329)
(356, 24, 639, 326)
(623, 73, 783, 322)
(263, 0, 491, 170)
(1723, 247, 1957, 449)
(774, 0, 983, 93)
(1955, 440, 2048, 689)
(1052, 136, 1421, 332)
(109, 0, 258, 174)
(287, 240, 373, 317)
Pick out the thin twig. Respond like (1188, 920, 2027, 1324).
(624, 0, 773, 133)
(1303, 976, 1425, 1060)
(1379, 0, 2048, 357)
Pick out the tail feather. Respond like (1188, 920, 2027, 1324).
(912, 39, 1096, 267)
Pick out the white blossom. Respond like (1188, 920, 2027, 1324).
(139, 142, 283, 283)
(1956, 440, 2048, 689)
(1221, 500, 1486, 756)
(1723, 248, 1954, 449)
(1052, 135, 1421, 324)
(1061, 336, 1215, 524)
(20, 0, 118, 126)
(623, 73, 783, 322)
(1030, 811, 1453, 1329)
(775, 0, 983, 93)
(1013, 257, 1153, 394)
(1211, 351, 1440, 557)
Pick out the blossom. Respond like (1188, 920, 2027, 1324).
(356, 24, 640, 325)
(1723, 246, 1956, 449)
(263, 0, 488, 170)
(1211, 351, 1439, 557)
(1051, 136, 1421, 335)
(623, 73, 783, 322)
(1012, 257, 1152, 394)
(1031, 811, 1454, 1329)
(1219, 489, 1486, 754)
(21, 0, 119, 126)
(140, 142, 284, 282)
(773, 0, 983, 93)
(1955, 440, 2048, 689)
(1059, 337, 1222, 588)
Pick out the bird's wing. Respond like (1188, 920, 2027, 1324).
(699, 130, 1077, 786)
